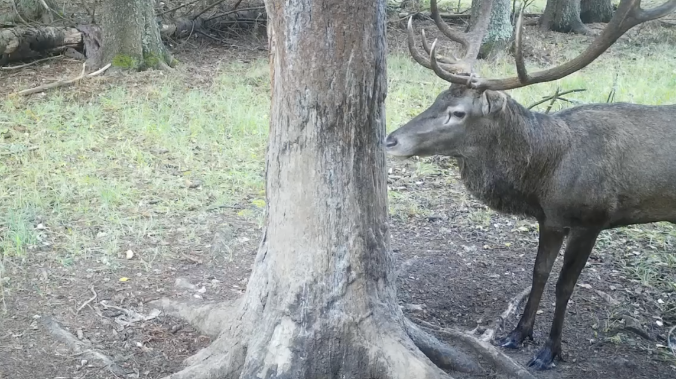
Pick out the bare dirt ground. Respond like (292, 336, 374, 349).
(1, 21, 676, 379)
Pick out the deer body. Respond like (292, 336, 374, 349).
(388, 84, 676, 369)
(452, 96, 676, 228)
(393, 0, 676, 370)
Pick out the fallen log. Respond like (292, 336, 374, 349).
(0, 26, 83, 64)
(0, 12, 266, 68)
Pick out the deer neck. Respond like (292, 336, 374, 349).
(456, 99, 570, 217)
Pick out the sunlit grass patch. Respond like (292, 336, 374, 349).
(0, 59, 270, 264)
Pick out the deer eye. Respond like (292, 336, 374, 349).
(453, 111, 466, 119)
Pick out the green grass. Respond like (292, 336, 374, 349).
(0, 60, 270, 262)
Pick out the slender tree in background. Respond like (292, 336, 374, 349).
(100, 0, 174, 70)
(580, 0, 614, 23)
(540, 0, 591, 34)
(470, 0, 513, 57)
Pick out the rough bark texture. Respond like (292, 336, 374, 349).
(540, 0, 591, 34)
(470, 0, 512, 58)
(101, 0, 174, 70)
(580, 0, 613, 23)
(0, 26, 82, 64)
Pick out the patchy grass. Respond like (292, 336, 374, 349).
(1, 60, 270, 265)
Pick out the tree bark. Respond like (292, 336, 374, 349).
(144, 0, 504, 378)
(100, 0, 174, 70)
(539, 0, 591, 34)
(580, 0, 613, 23)
(470, 0, 513, 58)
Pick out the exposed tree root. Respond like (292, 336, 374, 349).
(149, 297, 241, 337)
(404, 318, 482, 373)
(149, 295, 542, 379)
(41, 316, 131, 377)
(412, 318, 537, 379)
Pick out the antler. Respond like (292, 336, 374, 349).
(411, 0, 676, 91)
(407, 0, 494, 75)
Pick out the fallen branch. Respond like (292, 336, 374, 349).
(14, 62, 110, 96)
(76, 286, 97, 314)
(192, 0, 229, 20)
(100, 300, 161, 327)
(158, 0, 202, 16)
(41, 316, 131, 376)
(0, 26, 83, 62)
(527, 88, 586, 113)
(1, 55, 62, 70)
(206, 6, 265, 21)
(472, 286, 531, 342)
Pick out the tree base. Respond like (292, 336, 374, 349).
(149, 288, 537, 379)
(539, 18, 592, 35)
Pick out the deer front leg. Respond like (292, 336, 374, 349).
(527, 227, 600, 370)
(498, 223, 565, 349)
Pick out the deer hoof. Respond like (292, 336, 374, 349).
(526, 344, 560, 370)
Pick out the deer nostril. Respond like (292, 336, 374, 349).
(385, 136, 398, 148)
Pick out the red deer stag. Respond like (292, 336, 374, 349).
(386, 0, 676, 370)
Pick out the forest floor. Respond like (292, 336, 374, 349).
(1, 16, 676, 379)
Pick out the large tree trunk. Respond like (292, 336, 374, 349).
(145, 0, 545, 378)
(539, 0, 591, 34)
(144, 0, 520, 377)
(151, 0, 452, 375)
(470, 0, 513, 58)
(580, 0, 613, 23)
(100, 0, 174, 70)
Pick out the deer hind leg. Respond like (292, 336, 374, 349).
(527, 227, 601, 370)
(498, 223, 565, 349)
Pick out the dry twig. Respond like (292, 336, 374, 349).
(527, 88, 587, 113)
(76, 286, 97, 314)
(158, 0, 202, 16)
(1, 55, 63, 70)
(192, 0, 229, 20)
(473, 286, 531, 342)
(13, 62, 111, 96)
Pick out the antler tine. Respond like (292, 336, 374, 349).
(513, 6, 528, 84)
(474, 0, 676, 91)
(429, 39, 480, 85)
(406, 17, 468, 73)
(430, 0, 470, 53)
(421, 29, 459, 64)
(406, 17, 436, 70)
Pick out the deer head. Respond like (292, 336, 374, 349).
(385, 0, 676, 158)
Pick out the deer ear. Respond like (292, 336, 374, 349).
(480, 90, 508, 116)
